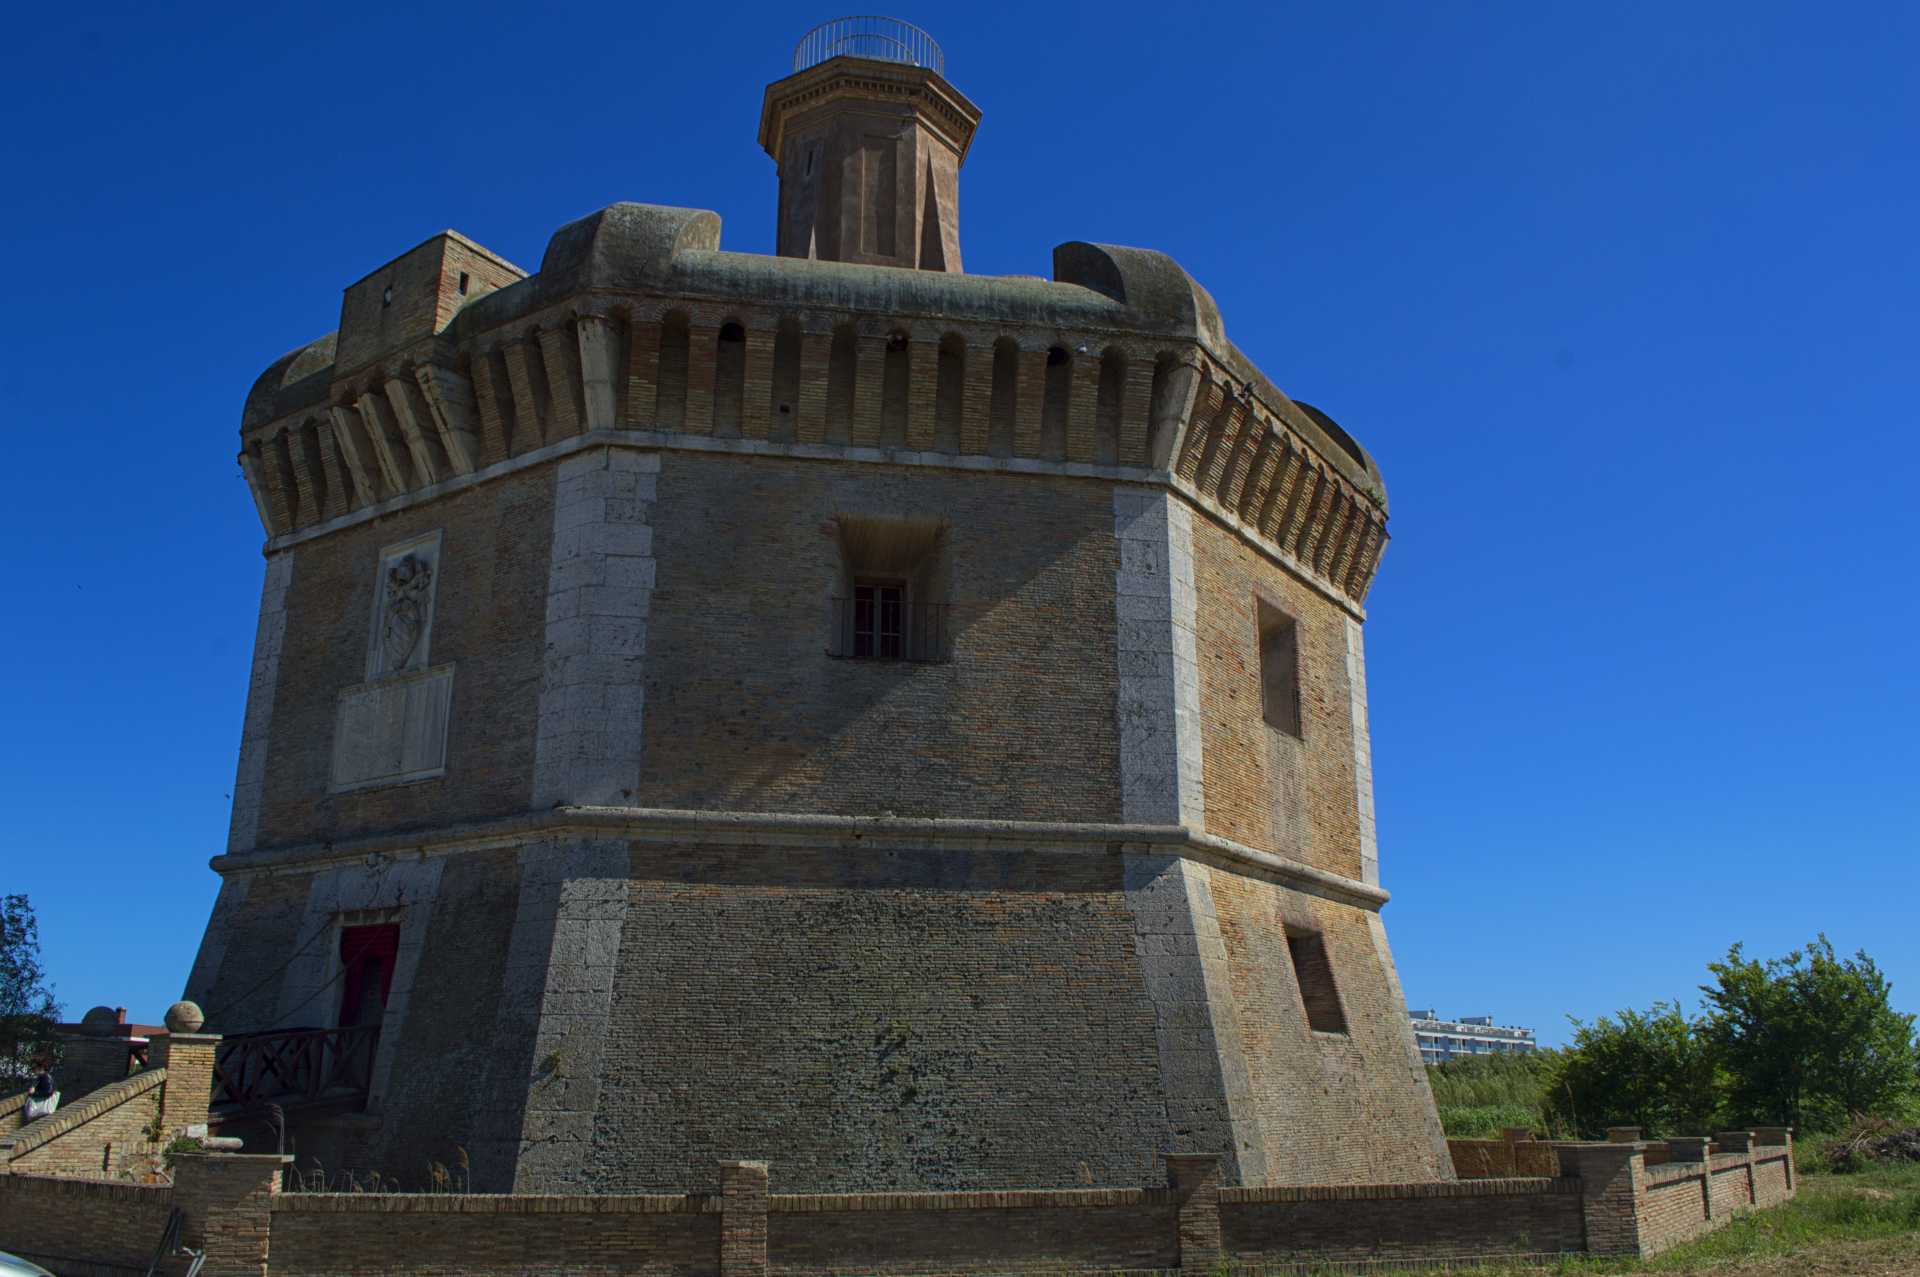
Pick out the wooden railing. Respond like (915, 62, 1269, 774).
(210, 1025, 379, 1112)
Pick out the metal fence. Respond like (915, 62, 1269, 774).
(793, 16, 944, 75)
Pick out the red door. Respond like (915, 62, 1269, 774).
(337, 924, 399, 1028)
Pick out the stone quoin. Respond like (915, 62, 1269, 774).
(187, 16, 1441, 1194)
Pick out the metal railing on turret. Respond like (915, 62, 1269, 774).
(793, 16, 944, 74)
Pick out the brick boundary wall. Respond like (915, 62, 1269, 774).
(0, 1138, 1798, 1276)
(0, 1172, 173, 1275)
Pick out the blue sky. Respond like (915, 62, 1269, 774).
(3, 2, 1914, 1047)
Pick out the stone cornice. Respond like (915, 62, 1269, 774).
(211, 804, 1392, 912)
(758, 58, 982, 163)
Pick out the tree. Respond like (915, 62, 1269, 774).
(1701, 936, 1920, 1130)
(0, 894, 61, 1084)
(1543, 1002, 1719, 1137)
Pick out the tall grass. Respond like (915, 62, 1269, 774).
(1427, 1051, 1570, 1138)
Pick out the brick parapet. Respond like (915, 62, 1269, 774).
(245, 297, 1386, 609)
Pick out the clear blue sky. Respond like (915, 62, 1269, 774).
(3, 2, 1914, 1047)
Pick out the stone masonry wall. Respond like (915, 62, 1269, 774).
(1207, 872, 1452, 1184)
(637, 452, 1123, 822)
(1189, 513, 1363, 878)
(363, 846, 530, 1189)
(581, 841, 1169, 1193)
(251, 465, 554, 850)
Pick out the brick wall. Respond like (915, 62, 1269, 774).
(1189, 515, 1361, 877)
(0, 1172, 173, 1273)
(769, 1190, 1177, 1275)
(252, 465, 553, 850)
(269, 1193, 719, 1277)
(0, 1142, 1800, 1276)
(583, 842, 1168, 1192)
(1632, 1144, 1796, 1256)
(1221, 1179, 1584, 1265)
(638, 452, 1122, 822)
(5, 1069, 163, 1178)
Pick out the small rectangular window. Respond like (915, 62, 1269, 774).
(853, 581, 905, 660)
(457, 271, 470, 296)
(1286, 928, 1347, 1034)
(1257, 599, 1302, 737)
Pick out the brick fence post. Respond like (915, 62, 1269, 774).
(1753, 1126, 1794, 1192)
(1166, 1153, 1223, 1273)
(1715, 1131, 1756, 1205)
(1559, 1142, 1648, 1258)
(719, 1160, 769, 1277)
(150, 1001, 220, 1137)
(170, 1152, 291, 1277)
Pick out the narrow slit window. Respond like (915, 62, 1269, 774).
(457, 272, 470, 296)
(1258, 600, 1302, 737)
(1286, 929, 1347, 1034)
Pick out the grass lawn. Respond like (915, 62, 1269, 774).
(1240, 1160, 1920, 1276)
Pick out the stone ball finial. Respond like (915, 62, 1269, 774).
(80, 1005, 121, 1034)
(164, 1001, 205, 1035)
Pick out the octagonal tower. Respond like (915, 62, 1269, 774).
(188, 20, 1449, 1194)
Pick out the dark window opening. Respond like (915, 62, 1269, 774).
(381, 285, 393, 308)
(1286, 929, 1347, 1034)
(827, 516, 951, 663)
(338, 923, 400, 1029)
(1041, 345, 1071, 460)
(1258, 600, 1302, 737)
(852, 581, 905, 659)
(714, 320, 747, 437)
(457, 272, 470, 296)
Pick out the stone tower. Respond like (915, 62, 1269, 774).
(188, 18, 1450, 1194)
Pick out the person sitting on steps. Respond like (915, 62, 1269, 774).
(22, 1058, 59, 1121)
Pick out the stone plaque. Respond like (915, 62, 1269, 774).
(330, 664, 455, 793)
